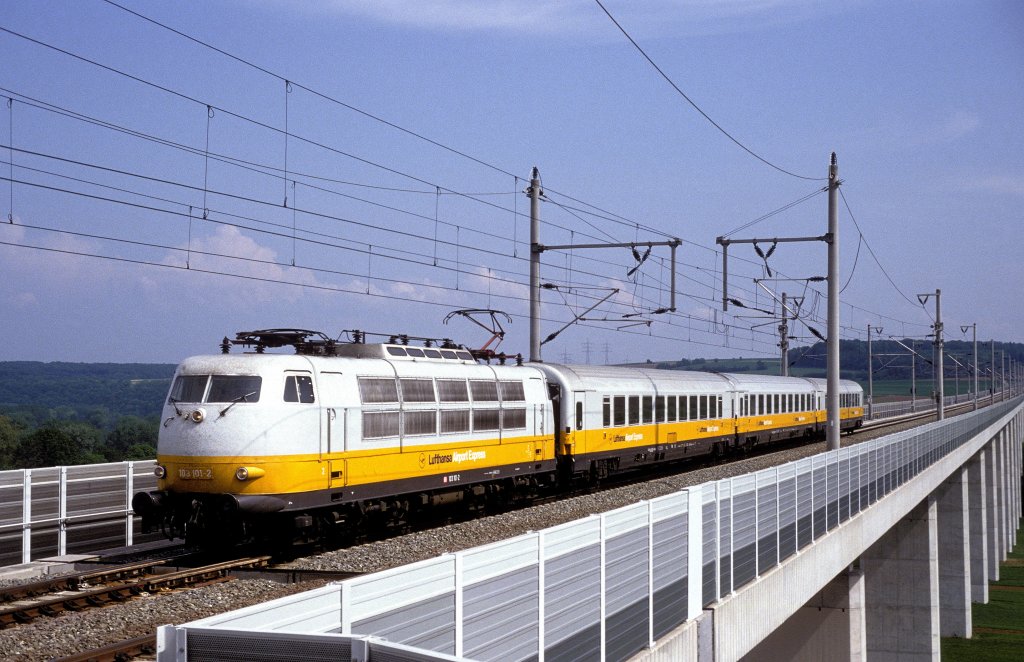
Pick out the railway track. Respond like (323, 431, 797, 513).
(0, 557, 272, 629)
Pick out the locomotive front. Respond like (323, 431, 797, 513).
(132, 353, 326, 545)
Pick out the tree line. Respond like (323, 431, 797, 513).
(0, 361, 174, 470)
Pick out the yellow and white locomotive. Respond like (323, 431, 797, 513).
(133, 329, 863, 546)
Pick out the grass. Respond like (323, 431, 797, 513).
(861, 378, 994, 398)
(943, 515, 1024, 661)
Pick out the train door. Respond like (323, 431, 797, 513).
(318, 371, 348, 488)
(282, 370, 319, 444)
(573, 391, 586, 455)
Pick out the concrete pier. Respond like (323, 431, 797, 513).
(936, 467, 971, 637)
(967, 450, 988, 604)
(863, 496, 940, 660)
(738, 565, 865, 661)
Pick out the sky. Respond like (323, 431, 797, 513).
(0, 0, 1022, 365)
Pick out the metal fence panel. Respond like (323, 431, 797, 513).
(651, 493, 688, 640)
(604, 523, 650, 662)
(776, 464, 797, 561)
(0, 460, 157, 565)
(756, 468, 778, 574)
(544, 542, 600, 662)
(795, 457, 813, 549)
(352, 592, 456, 656)
(701, 487, 718, 606)
(464, 564, 538, 662)
(717, 481, 733, 599)
(730, 475, 757, 590)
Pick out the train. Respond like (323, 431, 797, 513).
(132, 329, 864, 546)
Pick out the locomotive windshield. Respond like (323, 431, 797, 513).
(169, 375, 263, 404)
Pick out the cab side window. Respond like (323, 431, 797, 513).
(284, 375, 315, 403)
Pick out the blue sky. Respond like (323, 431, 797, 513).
(0, 0, 1021, 365)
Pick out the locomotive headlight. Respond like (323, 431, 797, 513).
(153, 465, 166, 479)
(235, 466, 265, 481)
(190, 409, 206, 423)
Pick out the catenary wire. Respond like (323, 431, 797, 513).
(592, 0, 825, 182)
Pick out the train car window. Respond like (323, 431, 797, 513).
(386, 347, 407, 357)
(438, 380, 469, 402)
(614, 396, 626, 426)
(405, 348, 425, 358)
(363, 411, 400, 438)
(681, 396, 688, 421)
(656, 396, 666, 423)
(470, 380, 499, 402)
(756, 394, 763, 415)
(423, 349, 443, 359)
(401, 379, 436, 402)
(208, 376, 262, 403)
(358, 377, 400, 403)
(456, 351, 474, 361)
(628, 396, 640, 425)
(283, 375, 314, 403)
(576, 402, 583, 430)
(499, 381, 526, 401)
(709, 396, 717, 419)
(699, 396, 708, 419)
(690, 396, 699, 420)
(603, 397, 611, 427)
(506, 409, 527, 430)
(774, 394, 780, 414)
(473, 409, 500, 432)
(667, 395, 677, 421)
(642, 396, 653, 424)
(440, 410, 470, 434)
(440, 350, 459, 359)
(404, 410, 437, 436)
(169, 375, 208, 403)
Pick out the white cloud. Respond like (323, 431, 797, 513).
(927, 110, 980, 144)
(306, 0, 834, 37)
(956, 174, 1024, 197)
(162, 224, 339, 304)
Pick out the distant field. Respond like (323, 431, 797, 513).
(861, 379, 994, 398)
